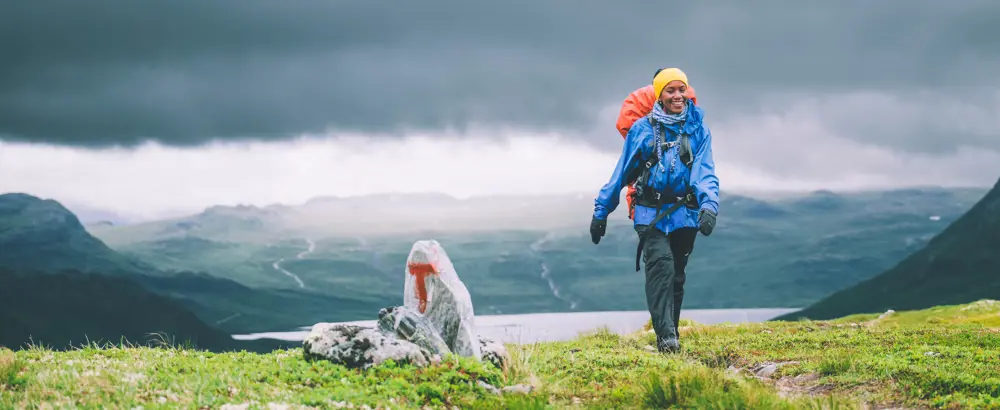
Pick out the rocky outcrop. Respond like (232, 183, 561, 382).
(302, 319, 509, 370)
(303, 240, 509, 370)
(402, 240, 482, 359)
(302, 323, 439, 369)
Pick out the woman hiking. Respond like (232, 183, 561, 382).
(589, 67, 720, 353)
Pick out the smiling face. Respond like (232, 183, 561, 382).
(658, 80, 688, 114)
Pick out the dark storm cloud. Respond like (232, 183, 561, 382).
(2, 0, 1000, 150)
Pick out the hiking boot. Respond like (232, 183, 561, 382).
(657, 336, 681, 353)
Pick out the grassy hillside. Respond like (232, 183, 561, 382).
(779, 179, 1000, 321)
(0, 268, 290, 353)
(3, 301, 999, 409)
(88, 188, 988, 324)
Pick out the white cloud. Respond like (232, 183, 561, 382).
(0, 129, 619, 220)
(3, 97, 999, 221)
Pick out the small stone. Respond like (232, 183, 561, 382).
(502, 384, 533, 395)
(478, 336, 509, 369)
(755, 364, 778, 378)
(477, 380, 501, 395)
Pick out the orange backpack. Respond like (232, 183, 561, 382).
(615, 84, 698, 219)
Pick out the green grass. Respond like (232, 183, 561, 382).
(4, 301, 1000, 409)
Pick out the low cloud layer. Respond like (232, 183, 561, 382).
(2, 0, 1000, 155)
(4, 101, 998, 220)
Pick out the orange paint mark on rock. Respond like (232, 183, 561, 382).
(407, 253, 440, 314)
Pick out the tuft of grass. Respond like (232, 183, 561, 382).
(0, 348, 29, 391)
(816, 351, 856, 377)
(643, 317, 702, 332)
(640, 364, 857, 410)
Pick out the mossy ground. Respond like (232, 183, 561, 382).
(3, 301, 999, 409)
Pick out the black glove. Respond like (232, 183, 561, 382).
(590, 216, 607, 244)
(698, 209, 716, 236)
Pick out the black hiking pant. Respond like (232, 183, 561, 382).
(635, 225, 698, 342)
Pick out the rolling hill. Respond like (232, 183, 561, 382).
(0, 193, 371, 340)
(777, 178, 1000, 320)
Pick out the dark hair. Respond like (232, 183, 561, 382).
(652, 68, 666, 81)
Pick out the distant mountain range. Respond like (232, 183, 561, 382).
(82, 187, 988, 329)
(3, 185, 995, 346)
(778, 178, 1000, 320)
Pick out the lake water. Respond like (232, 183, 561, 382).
(232, 308, 799, 344)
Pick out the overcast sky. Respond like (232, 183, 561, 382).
(2, 0, 1000, 219)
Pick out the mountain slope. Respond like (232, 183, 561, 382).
(0, 193, 374, 336)
(0, 193, 155, 275)
(777, 179, 1000, 321)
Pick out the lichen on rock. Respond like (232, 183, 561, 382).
(301, 323, 439, 369)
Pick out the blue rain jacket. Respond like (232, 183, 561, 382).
(593, 101, 719, 234)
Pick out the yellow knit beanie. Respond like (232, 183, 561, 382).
(652, 68, 689, 99)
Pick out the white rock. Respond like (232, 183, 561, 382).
(302, 323, 437, 369)
(478, 336, 509, 369)
(403, 240, 482, 359)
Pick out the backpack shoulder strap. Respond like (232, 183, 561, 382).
(679, 131, 692, 168)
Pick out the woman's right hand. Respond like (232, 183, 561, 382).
(590, 217, 607, 244)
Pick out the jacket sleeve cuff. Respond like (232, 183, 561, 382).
(594, 206, 609, 220)
(700, 202, 718, 215)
